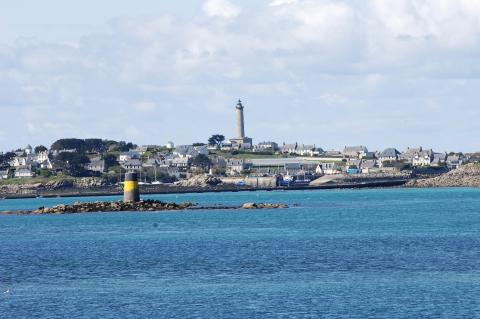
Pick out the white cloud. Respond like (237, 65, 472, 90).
(1, 0, 480, 151)
(203, 0, 241, 19)
(269, 0, 298, 6)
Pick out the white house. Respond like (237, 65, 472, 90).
(15, 168, 34, 178)
(119, 151, 140, 163)
(0, 169, 9, 179)
(10, 155, 34, 168)
(173, 145, 208, 159)
(412, 149, 433, 166)
(34, 151, 50, 163)
(322, 163, 339, 175)
(86, 158, 106, 172)
(254, 141, 279, 152)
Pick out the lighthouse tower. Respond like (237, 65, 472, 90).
(236, 99, 245, 138)
(229, 99, 253, 149)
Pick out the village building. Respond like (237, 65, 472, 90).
(86, 158, 106, 172)
(360, 159, 377, 174)
(122, 159, 142, 171)
(119, 151, 140, 163)
(400, 147, 424, 163)
(0, 169, 9, 179)
(15, 167, 34, 178)
(321, 163, 340, 175)
(220, 142, 233, 151)
(34, 151, 50, 163)
(157, 165, 181, 179)
(171, 157, 189, 169)
(226, 159, 250, 176)
(254, 141, 279, 152)
(379, 148, 400, 164)
(281, 143, 298, 154)
(173, 145, 208, 159)
(446, 154, 464, 169)
(343, 146, 368, 159)
(296, 145, 317, 157)
(431, 153, 447, 167)
(412, 149, 434, 166)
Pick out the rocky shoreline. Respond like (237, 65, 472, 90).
(0, 200, 289, 215)
(406, 163, 480, 188)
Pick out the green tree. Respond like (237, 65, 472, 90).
(34, 145, 48, 154)
(38, 168, 53, 178)
(54, 152, 90, 177)
(208, 134, 225, 147)
(103, 154, 119, 170)
(84, 139, 106, 153)
(191, 154, 212, 171)
(0, 152, 15, 169)
(51, 138, 86, 153)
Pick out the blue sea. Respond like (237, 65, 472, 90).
(1, 188, 480, 318)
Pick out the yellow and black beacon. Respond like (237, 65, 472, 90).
(124, 172, 140, 202)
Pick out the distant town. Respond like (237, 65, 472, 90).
(0, 100, 474, 188)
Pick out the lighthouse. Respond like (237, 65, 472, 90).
(229, 99, 253, 149)
(236, 99, 245, 138)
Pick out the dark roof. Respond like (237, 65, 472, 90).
(380, 148, 399, 158)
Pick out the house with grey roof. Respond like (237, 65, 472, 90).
(119, 151, 140, 163)
(226, 159, 250, 176)
(10, 155, 34, 168)
(400, 147, 423, 162)
(360, 160, 377, 174)
(171, 157, 189, 168)
(412, 149, 433, 166)
(173, 145, 208, 159)
(254, 141, 279, 152)
(343, 146, 368, 159)
(431, 153, 447, 167)
(296, 144, 318, 157)
(281, 143, 298, 154)
(446, 154, 464, 169)
(379, 148, 400, 166)
(121, 159, 142, 171)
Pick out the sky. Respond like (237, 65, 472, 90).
(1, 0, 480, 152)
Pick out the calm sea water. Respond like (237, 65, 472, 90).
(1, 188, 480, 318)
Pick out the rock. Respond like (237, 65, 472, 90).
(3, 199, 288, 215)
(242, 202, 257, 209)
(406, 164, 480, 188)
(175, 174, 222, 187)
